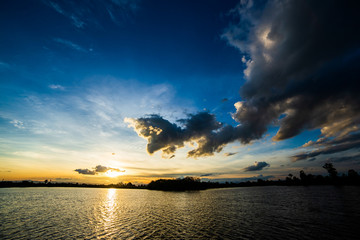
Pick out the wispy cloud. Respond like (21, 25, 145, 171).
(2, 77, 195, 175)
(43, 0, 139, 28)
(43, 0, 86, 28)
(53, 38, 87, 52)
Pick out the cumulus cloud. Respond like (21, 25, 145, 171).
(74, 165, 125, 175)
(243, 162, 270, 172)
(125, 110, 274, 158)
(127, 0, 360, 159)
(125, 112, 231, 158)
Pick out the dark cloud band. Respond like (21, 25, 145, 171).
(243, 162, 270, 172)
(74, 165, 125, 175)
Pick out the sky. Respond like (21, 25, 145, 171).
(1, 0, 360, 184)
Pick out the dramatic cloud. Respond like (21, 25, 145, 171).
(243, 162, 270, 172)
(224, 0, 360, 142)
(74, 165, 125, 175)
(128, 0, 360, 158)
(125, 112, 231, 158)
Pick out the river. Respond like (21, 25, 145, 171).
(1, 186, 359, 239)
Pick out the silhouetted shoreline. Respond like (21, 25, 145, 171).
(2, 164, 359, 191)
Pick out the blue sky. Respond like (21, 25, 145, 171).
(1, 0, 359, 184)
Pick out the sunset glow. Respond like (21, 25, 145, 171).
(0, 0, 359, 184)
(105, 170, 125, 178)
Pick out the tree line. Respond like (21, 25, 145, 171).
(1, 163, 359, 190)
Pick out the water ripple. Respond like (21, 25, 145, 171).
(1, 186, 360, 239)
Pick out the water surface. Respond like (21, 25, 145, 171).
(1, 186, 359, 239)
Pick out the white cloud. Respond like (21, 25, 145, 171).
(10, 120, 24, 129)
(49, 84, 65, 90)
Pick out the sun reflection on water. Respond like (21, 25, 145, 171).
(99, 188, 117, 235)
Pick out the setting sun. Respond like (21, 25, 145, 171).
(105, 170, 124, 178)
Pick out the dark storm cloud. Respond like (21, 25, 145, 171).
(243, 162, 270, 172)
(224, 0, 360, 143)
(74, 165, 125, 175)
(127, 0, 360, 158)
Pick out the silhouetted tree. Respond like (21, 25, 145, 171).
(147, 177, 206, 191)
(285, 174, 293, 183)
(323, 163, 337, 178)
(299, 170, 306, 182)
(348, 169, 358, 178)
